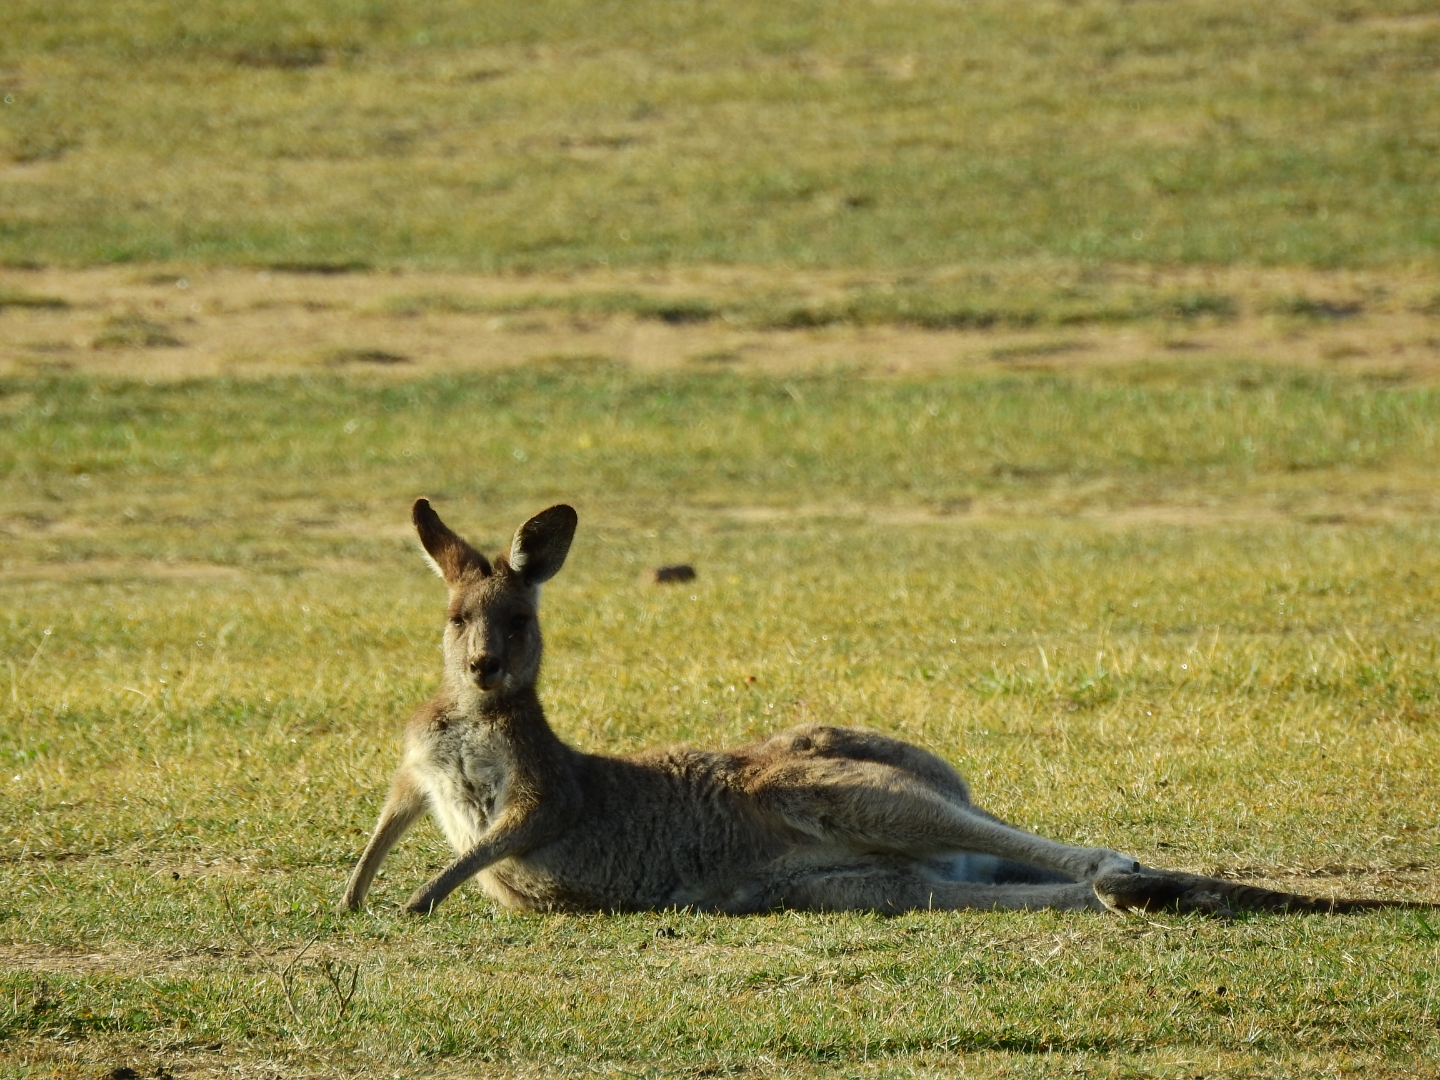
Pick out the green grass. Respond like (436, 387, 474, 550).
(3, 364, 1440, 1076)
(2, 0, 1439, 271)
(7, 365, 1440, 521)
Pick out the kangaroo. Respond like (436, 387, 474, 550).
(340, 500, 1423, 919)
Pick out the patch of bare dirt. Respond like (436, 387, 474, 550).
(2, 264, 1438, 381)
(1360, 12, 1440, 33)
(689, 492, 1440, 531)
(1091, 505, 1291, 528)
(0, 560, 245, 583)
(0, 943, 235, 977)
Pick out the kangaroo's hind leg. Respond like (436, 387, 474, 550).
(767, 861, 1106, 913)
(754, 757, 1143, 884)
(943, 853, 1077, 885)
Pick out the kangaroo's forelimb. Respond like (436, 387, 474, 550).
(402, 801, 557, 915)
(338, 769, 426, 913)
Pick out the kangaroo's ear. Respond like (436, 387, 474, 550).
(413, 499, 491, 583)
(509, 504, 577, 585)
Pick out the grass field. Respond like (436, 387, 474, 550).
(4, 0, 1440, 1076)
(3, 1, 1440, 271)
(3, 362, 1440, 1077)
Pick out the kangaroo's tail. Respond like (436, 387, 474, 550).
(1094, 867, 1434, 917)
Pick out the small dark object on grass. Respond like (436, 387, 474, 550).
(328, 348, 411, 366)
(105, 1068, 139, 1080)
(267, 260, 370, 275)
(652, 564, 696, 584)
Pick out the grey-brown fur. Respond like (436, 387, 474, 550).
(340, 501, 1427, 919)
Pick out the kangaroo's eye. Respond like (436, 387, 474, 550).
(449, 615, 465, 628)
(509, 614, 530, 632)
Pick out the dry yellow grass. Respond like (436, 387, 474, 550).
(2, 264, 1439, 382)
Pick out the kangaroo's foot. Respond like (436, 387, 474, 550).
(1092, 868, 1235, 916)
(1084, 849, 1144, 881)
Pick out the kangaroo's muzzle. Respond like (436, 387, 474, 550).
(470, 654, 504, 690)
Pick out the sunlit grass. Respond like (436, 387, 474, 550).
(2, 1, 1439, 271)
(2, 364, 1439, 1076)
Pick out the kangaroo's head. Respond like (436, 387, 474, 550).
(413, 499, 577, 707)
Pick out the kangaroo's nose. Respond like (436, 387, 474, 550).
(470, 654, 503, 685)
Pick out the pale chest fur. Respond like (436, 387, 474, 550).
(406, 721, 514, 854)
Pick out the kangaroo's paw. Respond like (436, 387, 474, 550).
(403, 891, 440, 916)
(1092, 869, 1235, 917)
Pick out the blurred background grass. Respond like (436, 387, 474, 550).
(2, 0, 1439, 270)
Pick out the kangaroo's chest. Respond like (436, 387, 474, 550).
(409, 724, 514, 852)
